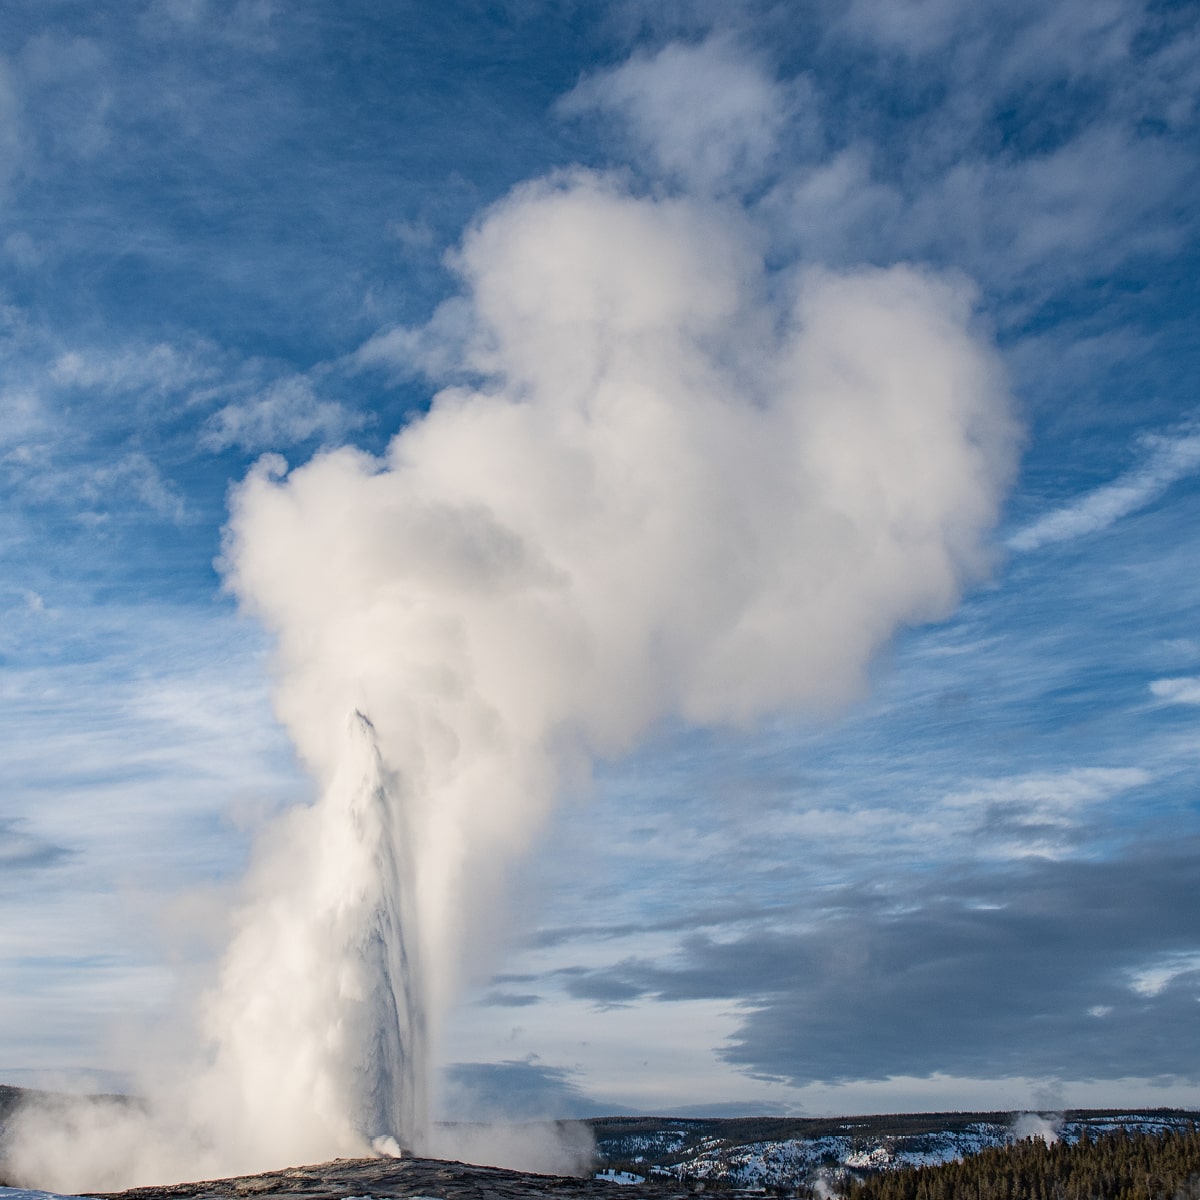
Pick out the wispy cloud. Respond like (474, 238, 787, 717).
(50, 343, 218, 396)
(81, 452, 189, 524)
(1009, 426, 1200, 551)
(559, 35, 803, 193)
(943, 766, 1152, 860)
(1127, 951, 1200, 998)
(0, 819, 73, 870)
(200, 375, 365, 452)
(1149, 676, 1200, 706)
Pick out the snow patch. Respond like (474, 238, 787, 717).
(595, 1170, 646, 1185)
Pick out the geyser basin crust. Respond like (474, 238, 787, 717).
(92, 1156, 687, 1200)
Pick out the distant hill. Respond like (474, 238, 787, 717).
(0, 1087, 27, 1124)
(588, 1109, 1200, 1188)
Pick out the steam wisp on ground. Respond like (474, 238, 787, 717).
(3, 170, 1018, 1191)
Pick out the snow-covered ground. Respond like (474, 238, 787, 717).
(603, 1113, 1199, 1189)
(642, 1125, 1015, 1186)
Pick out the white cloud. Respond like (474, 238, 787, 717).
(839, 0, 1136, 86)
(559, 36, 799, 192)
(0, 599, 299, 1077)
(352, 297, 476, 381)
(1149, 677, 1200, 706)
(753, 1, 1198, 299)
(51, 343, 215, 396)
(945, 766, 1151, 812)
(839, 0, 968, 55)
(902, 124, 1187, 289)
(200, 376, 364, 452)
(83, 452, 188, 523)
(0, 389, 46, 449)
(1009, 427, 1200, 552)
(1128, 951, 1200, 998)
(758, 146, 903, 266)
(757, 767, 1152, 866)
(996, 0, 1135, 87)
(942, 766, 1151, 860)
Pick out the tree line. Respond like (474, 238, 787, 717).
(841, 1128, 1200, 1200)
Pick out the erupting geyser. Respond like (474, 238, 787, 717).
(3, 170, 1019, 1192)
(197, 709, 427, 1157)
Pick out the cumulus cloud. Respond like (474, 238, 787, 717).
(1009, 426, 1200, 551)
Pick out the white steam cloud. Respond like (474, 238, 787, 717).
(1011, 1112, 1063, 1145)
(4, 170, 1017, 1191)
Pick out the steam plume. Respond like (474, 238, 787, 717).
(4, 170, 1018, 1190)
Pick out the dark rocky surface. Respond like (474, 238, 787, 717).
(96, 1157, 690, 1200)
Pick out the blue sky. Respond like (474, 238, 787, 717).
(2, 0, 1200, 1122)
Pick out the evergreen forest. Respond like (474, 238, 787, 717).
(843, 1129, 1200, 1200)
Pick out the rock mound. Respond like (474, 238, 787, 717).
(97, 1156, 688, 1200)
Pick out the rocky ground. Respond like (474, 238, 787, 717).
(92, 1156, 692, 1200)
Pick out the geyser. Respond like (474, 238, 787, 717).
(196, 708, 426, 1158)
(3, 169, 1018, 1192)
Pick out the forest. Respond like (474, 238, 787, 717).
(843, 1128, 1200, 1200)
